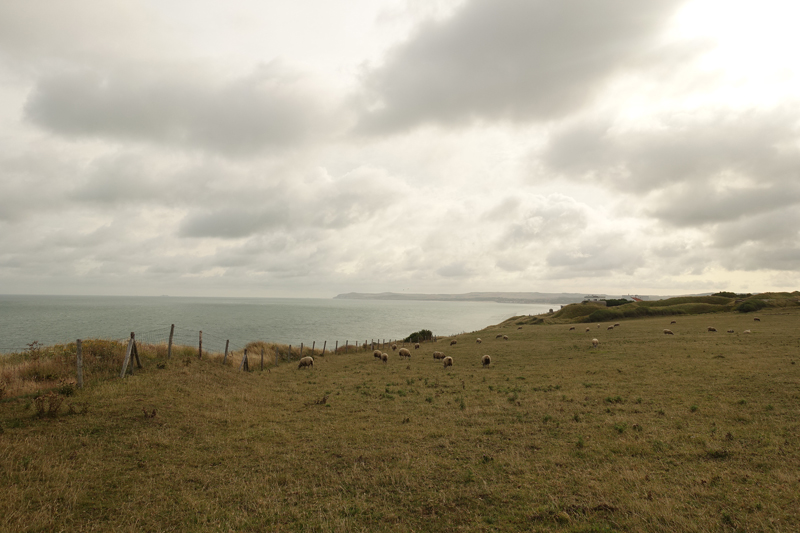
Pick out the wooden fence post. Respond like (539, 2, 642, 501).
(132, 333, 142, 370)
(223, 340, 230, 365)
(167, 324, 174, 359)
(345, 340, 349, 353)
(312, 341, 315, 353)
(322, 340, 326, 356)
(334, 340, 338, 354)
(120, 333, 135, 378)
(260, 348, 264, 371)
(300, 343, 304, 358)
(239, 348, 249, 371)
(288, 345, 291, 362)
(76, 339, 83, 389)
(198, 331, 203, 359)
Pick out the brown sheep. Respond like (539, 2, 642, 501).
(373, 350, 382, 360)
(670, 320, 677, 324)
(297, 356, 314, 369)
(391, 344, 397, 351)
(591, 338, 599, 348)
(754, 317, 761, 322)
(495, 334, 503, 339)
(476, 338, 482, 344)
(663, 329, 674, 335)
(607, 325, 614, 330)
(398, 348, 411, 358)
(481, 354, 491, 368)
(614, 323, 620, 327)
(707, 327, 717, 332)
(381, 353, 388, 363)
(727, 329, 734, 333)
(442, 356, 453, 368)
(517, 326, 522, 330)
(433, 351, 445, 360)
(569, 326, 576, 331)
(414, 343, 420, 349)
(502, 335, 508, 340)
(450, 340, 457, 346)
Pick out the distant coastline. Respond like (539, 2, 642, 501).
(334, 291, 597, 305)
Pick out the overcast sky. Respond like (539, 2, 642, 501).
(1, 0, 799, 298)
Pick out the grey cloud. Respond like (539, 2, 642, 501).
(358, 0, 685, 132)
(546, 235, 644, 277)
(542, 108, 800, 198)
(25, 62, 343, 155)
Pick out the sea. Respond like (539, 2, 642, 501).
(0, 295, 559, 354)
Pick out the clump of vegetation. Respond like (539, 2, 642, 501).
(404, 329, 433, 343)
(602, 298, 632, 307)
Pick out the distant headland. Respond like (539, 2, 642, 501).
(333, 291, 645, 305)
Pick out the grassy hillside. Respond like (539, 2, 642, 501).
(2, 309, 800, 531)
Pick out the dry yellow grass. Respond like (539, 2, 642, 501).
(1, 309, 799, 531)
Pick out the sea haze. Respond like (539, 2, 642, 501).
(0, 295, 558, 354)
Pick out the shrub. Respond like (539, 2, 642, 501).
(737, 299, 767, 313)
(404, 329, 433, 343)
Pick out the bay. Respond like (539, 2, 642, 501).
(0, 295, 557, 354)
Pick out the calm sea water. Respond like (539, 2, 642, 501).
(0, 295, 557, 354)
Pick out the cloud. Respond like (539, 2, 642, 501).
(24, 61, 346, 155)
(358, 0, 686, 132)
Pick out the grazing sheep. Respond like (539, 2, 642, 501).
(754, 317, 761, 322)
(297, 356, 314, 369)
(503, 335, 508, 340)
(708, 327, 717, 332)
(433, 351, 445, 360)
(398, 348, 411, 358)
(481, 354, 491, 368)
(476, 338, 482, 344)
(670, 320, 677, 324)
(614, 323, 620, 327)
(443, 356, 453, 368)
(381, 353, 388, 363)
(727, 329, 734, 333)
(414, 343, 420, 349)
(663, 329, 674, 335)
(743, 329, 751, 334)
(391, 344, 397, 351)
(607, 326, 614, 331)
(592, 338, 599, 348)
(585, 328, 590, 333)
(597, 324, 601, 328)
(450, 340, 457, 346)
(569, 326, 576, 331)
(517, 326, 522, 330)
(496, 334, 503, 339)
(373, 350, 382, 360)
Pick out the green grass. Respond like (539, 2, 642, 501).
(1, 308, 800, 531)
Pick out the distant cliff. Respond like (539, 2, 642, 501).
(333, 292, 590, 305)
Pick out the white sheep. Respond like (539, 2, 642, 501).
(592, 338, 599, 348)
(297, 356, 314, 369)
(481, 354, 491, 368)
(607, 326, 614, 331)
(663, 329, 674, 335)
(476, 338, 482, 344)
(398, 348, 411, 358)
(414, 343, 420, 349)
(381, 353, 388, 363)
(502, 335, 508, 340)
(443, 356, 453, 368)
(727, 329, 734, 333)
(433, 351, 445, 360)
(373, 350, 382, 360)
(392, 344, 397, 351)
(585, 327, 590, 333)
(743, 329, 751, 334)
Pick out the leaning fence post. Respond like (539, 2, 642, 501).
(76, 339, 84, 389)
(345, 340, 349, 353)
(223, 340, 230, 365)
(120, 333, 135, 378)
(322, 340, 326, 356)
(198, 331, 203, 359)
(167, 324, 175, 359)
(132, 334, 142, 369)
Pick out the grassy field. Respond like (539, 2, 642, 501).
(1, 308, 799, 532)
